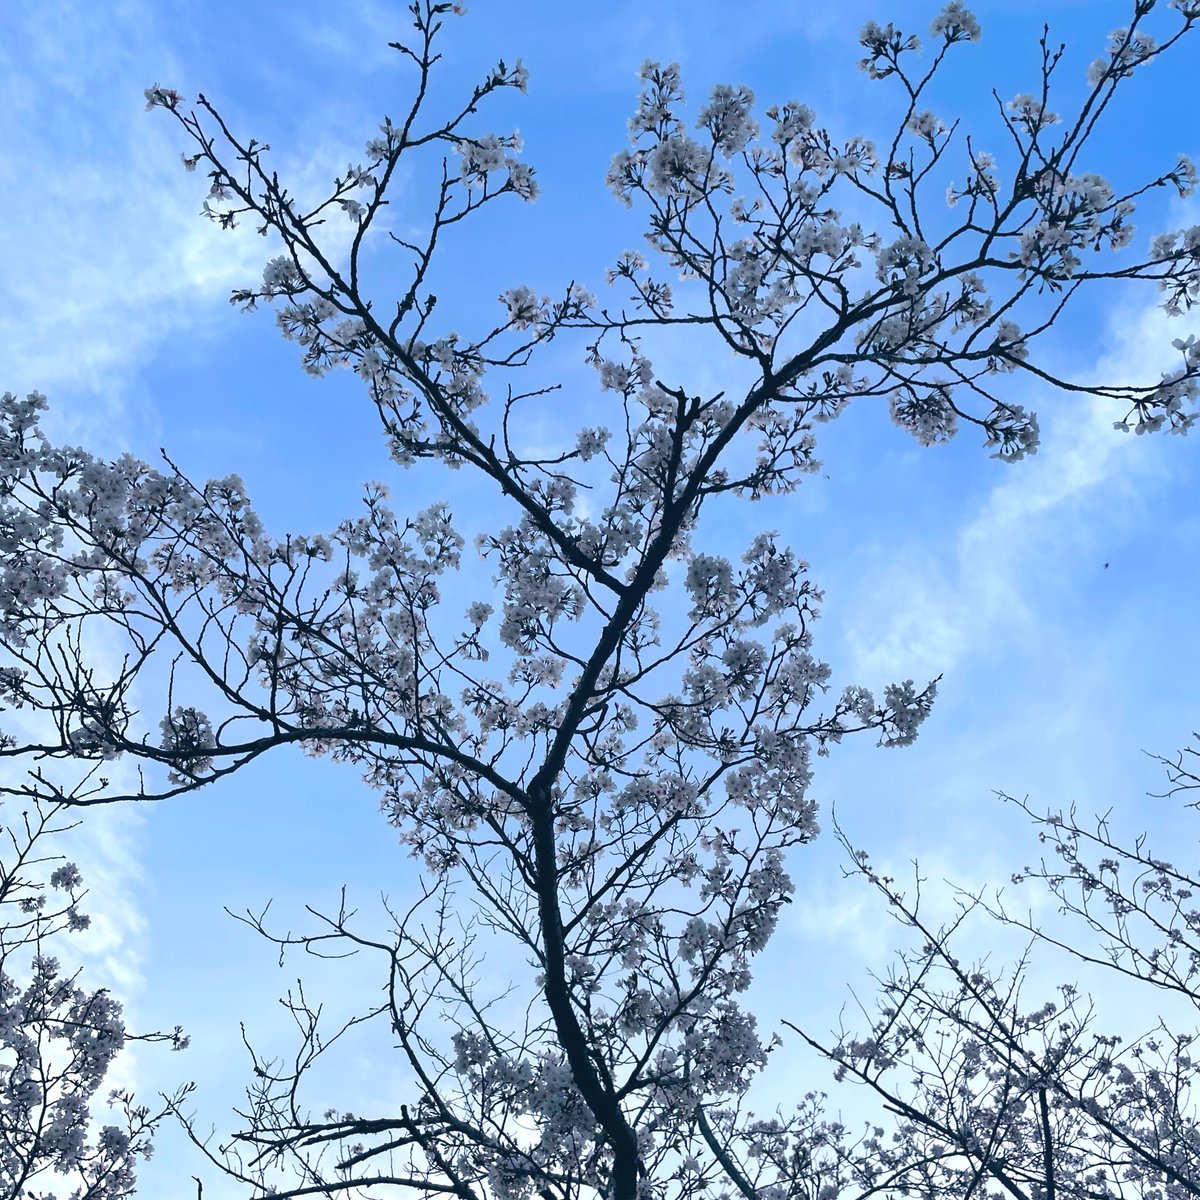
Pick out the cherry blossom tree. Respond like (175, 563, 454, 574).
(0, 802, 189, 1199)
(1, 1, 1199, 1195)
(789, 736, 1200, 1200)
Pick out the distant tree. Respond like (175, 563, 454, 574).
(0, 1, 1198, 1195)
(0, 803, 189, 1199)
(792, 737, 1200, 1199)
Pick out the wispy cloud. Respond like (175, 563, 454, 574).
(840, 305, 1187, 688)
(1, 11, 232, 399)
(0, 0, 382, 426)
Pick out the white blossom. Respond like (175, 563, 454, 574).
(501, 285, 545, 329)
(698, 83, 758, 156)
(930, 1, 981, 42)
(1007, 92, 1060, 130)
(905, 109, 945, 140)
(262, 255, 305, 296)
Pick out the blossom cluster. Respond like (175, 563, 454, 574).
(0, 804, 188, 1198)
(16, 1, 1199, 1196)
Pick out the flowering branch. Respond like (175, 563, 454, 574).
(4, 0, 1198, 1196)
(0, 801, 191, 1199)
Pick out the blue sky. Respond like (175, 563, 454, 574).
(2, 1, 1199, 1195)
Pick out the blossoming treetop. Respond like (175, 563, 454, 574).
(1, 1, 1198, 1195)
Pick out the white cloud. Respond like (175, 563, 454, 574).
(1, 13, 244, 398)
(0, 0, 392, 417)
(841, 324, 1186, 687)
